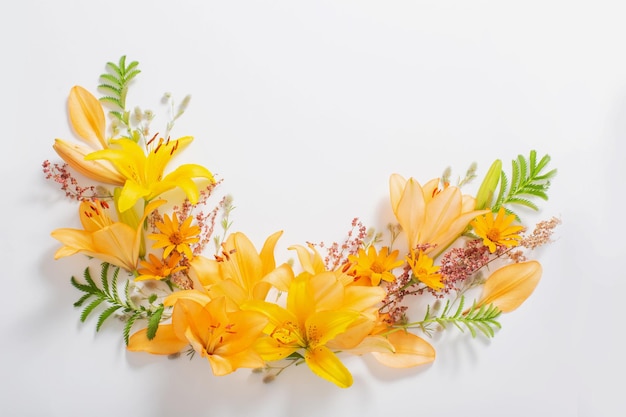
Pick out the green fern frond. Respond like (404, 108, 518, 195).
(123, 313, 141, 346)
(98, 55, 140, 112)
(80, 298, 104, 322)
(96, 305, 121, 331)
(408, 296, 502, 338)
(69, 262, 167, 345)
(492, 150, 557, 220)
(99, 73, 122, 87)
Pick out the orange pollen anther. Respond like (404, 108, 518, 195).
(146, 133, 158, 146)
(154, 138, 165, 154)
(170, 140, 179, 155)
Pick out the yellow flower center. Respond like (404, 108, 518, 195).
(272, 322, 300, 345)
(486, 228, 501, 242)
(415, 267, 428, 276)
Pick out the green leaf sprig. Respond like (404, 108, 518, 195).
(475, 150, 557, 220)
(404, 295, 502, 338)
(98, 55, 141, 139)
(70, 262, 165, 345)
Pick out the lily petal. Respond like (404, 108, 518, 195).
(68, 86, 106, 149)
(476, 260, 542, 313)
(371, 331, 436, 368)
(53, 139, 125, 185)
(305, 345, 353, 388)
(127, 324, 188, 355)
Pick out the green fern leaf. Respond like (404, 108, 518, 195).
(70, 275, 94, 294)
(73, 293, 92, 308)
(97, 84, 121, 95)
(83, 267, 97, 289)
(96, 305, 121, 331)
(99, 73, 122, 87)
(123, 313, 140, 346)
(506, 197, 539, 210)
(80, 298, 104, 322)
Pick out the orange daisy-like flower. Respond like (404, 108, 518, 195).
(347, 246, 403, 286)
(406, 250, 444, 291)
(136, 252, 186, 281)
(471, 206, 524, 253)
(149, 213, 200, 259)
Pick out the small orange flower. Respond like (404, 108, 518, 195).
(406, 250, 444, 291)
(347, 246, 403, 286)
(471, 206, 524, 253)
(149, 213, 200, 259)
(136, 252, 186, 281)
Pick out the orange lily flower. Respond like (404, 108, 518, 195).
(188, 231, 294, 309)
(128, 296, 268, 376)
(389, 174, 488, 257)
(51, 199, 164, 272)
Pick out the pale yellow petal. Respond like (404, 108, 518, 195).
(305, 345, 353, 388)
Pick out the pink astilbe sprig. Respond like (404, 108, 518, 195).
(170, 180, 224, 256)
(520, 216, 561, 250)
(42, 160, 102, 201)
(308, 217, 368, 271)
(439, 239, 491, 293)
(379, 263, 412, 325)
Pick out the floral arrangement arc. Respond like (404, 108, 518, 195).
(43, 56, 560, 388)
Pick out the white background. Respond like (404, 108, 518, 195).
(1, 1, 623, 416)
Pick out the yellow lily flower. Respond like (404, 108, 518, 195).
(188, 231, 294, 309)
(244, 272, 385, 388)
(85, 136, 214, 212)
(128, 296, 268, 376)
(51, 199, 164, 272)
(389, 174, 488, 257)
(53, 86, 125, 185)
(475, 260, 542, 313)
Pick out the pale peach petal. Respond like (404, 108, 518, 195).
(395, 178, 426, 250)
(260, 263, 294, 292)
(189, 255, 221, 288)
(389, 173, 408, 212)
(68, 86, 106, 148)
(372, 331, 436, 368)
(127, 325, 188, 355)
(477, 261, 542, 313)
(259, 230, 283, 275)
(53, 139, 125, 185)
